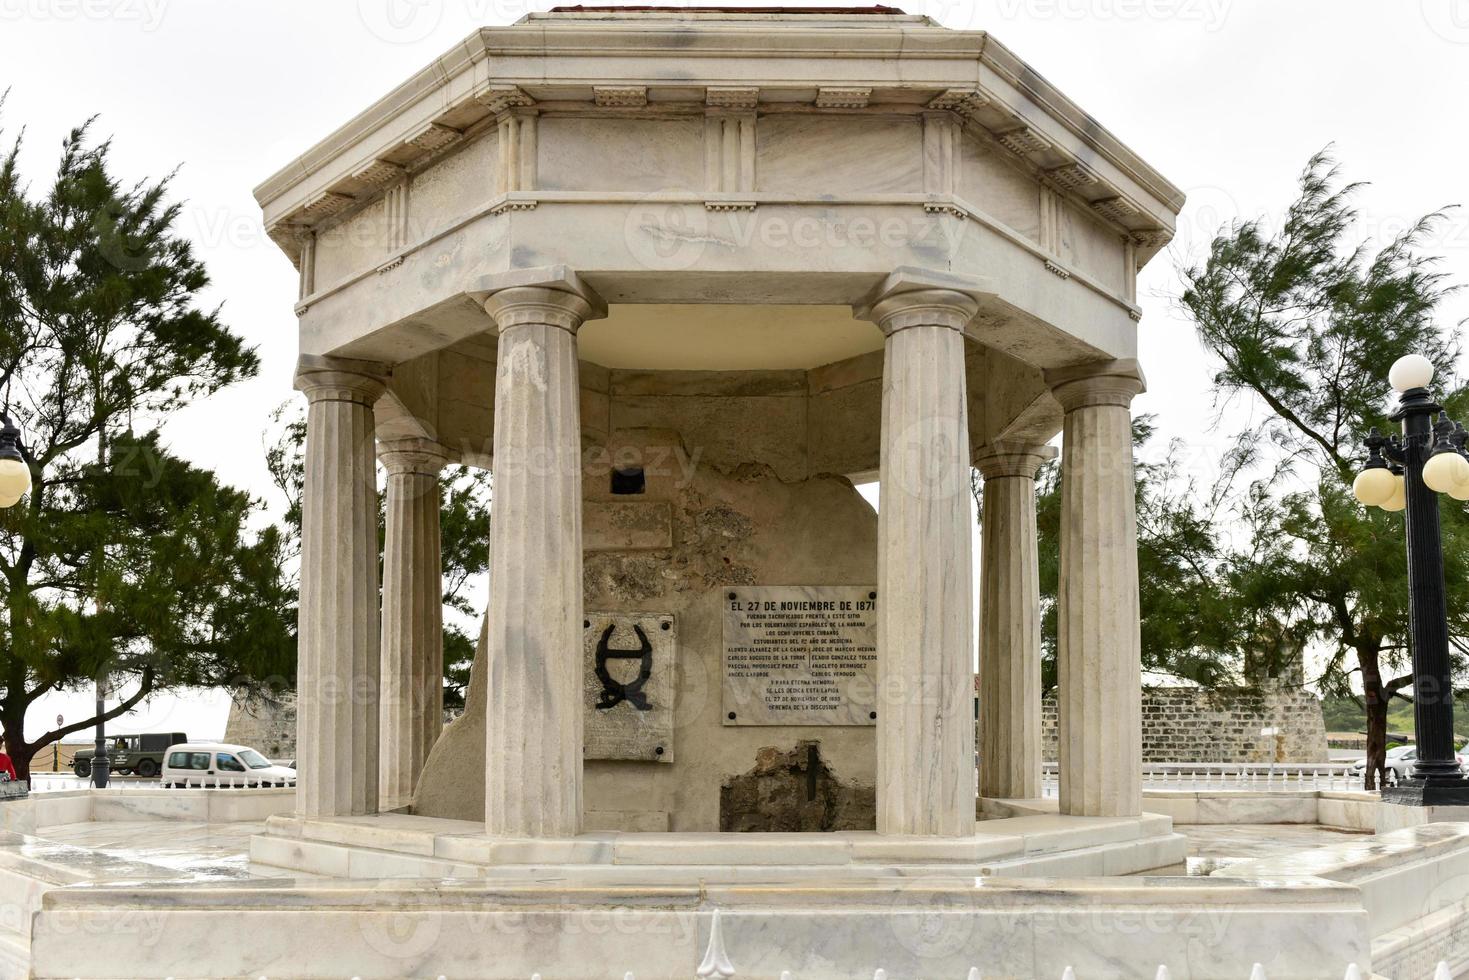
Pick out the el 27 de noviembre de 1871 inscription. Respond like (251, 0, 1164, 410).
(722, 586, 878, 726)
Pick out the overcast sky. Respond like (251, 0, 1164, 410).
(4, 0, 1467, 742)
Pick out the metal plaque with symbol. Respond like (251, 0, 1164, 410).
(583, 611, 677, 763)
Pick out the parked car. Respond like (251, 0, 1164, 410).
(72, 732, 188, 779)
(1348, 742, 1469, 784)
(161, 742, 297, 788)
(1349, 744, 1416, 784)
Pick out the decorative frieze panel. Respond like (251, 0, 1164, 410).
(301, 191, 355, 219)
(1039, 185, 1066, 256)
(296, 231, 316, 300)
(706, 86, 759, 109)
(382, 183, 409, 258)
(996, 126, 1052, 156)
(704, 113, 756, 197)
(351, 160, 406, 189)
(815, 87, 871, 109)
(1092, 196, 1141, 223)
(474, 84, 534, 115)
(405, 121, 462, 154)
(1130, 228, 1172, 250)
(1048, 162, 1099, 192)
(921, 112, 960, 197)
(1038, 186, 1073, 280)
(927, 88, 990, 117)
(594, 85, 648, 107)
(496, 111, 538, 195)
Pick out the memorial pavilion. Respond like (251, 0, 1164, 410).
(262, 6, 1176, 846)
(247, 6, 1216, 963)
(12, 12, 1469, 980)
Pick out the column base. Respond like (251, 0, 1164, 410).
(1382, 777, 1469, 807)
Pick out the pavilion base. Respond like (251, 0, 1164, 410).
(25, 872, 1371, 980)
(249, 807, 1187, 881)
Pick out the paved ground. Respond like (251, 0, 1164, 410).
(1149, 822, 1371, 876)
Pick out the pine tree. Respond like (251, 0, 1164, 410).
(0, 112, 292, 779)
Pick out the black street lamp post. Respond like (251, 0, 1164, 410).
(92, 679, 109, 789)
(1355, 354, 1469, 806)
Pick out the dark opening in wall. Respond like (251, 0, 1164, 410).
(719, 740, 876, 832)
(611, 467, 646, 495)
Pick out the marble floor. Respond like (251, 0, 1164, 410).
(19, 818, 1373, 885)
(22, 819, 303, 881)
(1150, 822, 1373, 876)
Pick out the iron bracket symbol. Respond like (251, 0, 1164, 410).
(594, 623, 653, 711)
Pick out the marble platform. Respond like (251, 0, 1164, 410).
(19, 871, 1370, 979)
(13, 799, 1469, 977)
(248, 809, 1189, 882)
(1216, 822, 1469, 979)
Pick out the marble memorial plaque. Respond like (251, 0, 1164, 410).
(722, 586, 878, 726)
(583, 611, 676, 763)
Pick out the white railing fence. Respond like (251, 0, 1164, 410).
(1036, 762, 1363, 797)
(26, 774, 294, 792)
(528, 910, 1451, 980)
(160, 776, 296, 790)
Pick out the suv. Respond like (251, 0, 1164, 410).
(72, 732, 187, 779)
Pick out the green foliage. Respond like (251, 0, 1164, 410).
(0, 111, 291, 775)
(1177, 149, 1465, 787)
(1030, 417, 1250, 691)
(264, 406, 489, 712)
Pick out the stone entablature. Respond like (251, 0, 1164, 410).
(258, 13, 1179, 255)
(1039, 686, 1331, 765)
(256, 10, 1180, 372)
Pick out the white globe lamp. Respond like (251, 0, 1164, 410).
(1381, 475, 1407, 512)
(0, 417, 30, 509)
(1353, 467, 1397, 507)
(1423, 451, 1469, 494)
(1389, 354, 1435, 393)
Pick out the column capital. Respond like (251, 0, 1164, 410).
(975, 441, 1057, 480)
(294, 354, 391, 405)
(472, 265, 607, 335)
(854, 266, 992, 336)
(378, 437, 454, 477)
(1045, 358, 1146, 411)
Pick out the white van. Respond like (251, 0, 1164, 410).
(161, 742, 297, 788)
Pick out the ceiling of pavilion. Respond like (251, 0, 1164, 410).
(577, 304, 884, 371)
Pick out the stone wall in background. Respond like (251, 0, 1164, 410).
(223, 690, 297, 761)
(1040, 685, 1330, 763)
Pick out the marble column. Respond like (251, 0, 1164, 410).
(377, 438, 451, 812)
(976, 442, 1054, 801)
(293, 354, 390, 819)
(1046, 359, 1146, 818)
(478, 268, 605, 838)
(858, 271, 981, 837)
